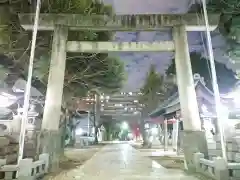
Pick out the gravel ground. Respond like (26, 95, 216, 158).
(43, 145, 104, 180)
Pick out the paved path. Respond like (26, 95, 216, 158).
(61, 144, 199, 180)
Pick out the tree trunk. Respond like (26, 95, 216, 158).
(59, 118, 66, 155)
(94, 126, 98, 144)
(140, 118, 148, 147)
(67, 115, 76, 147)
(70, 125, 76, 146)
(94, 93, 100, 144)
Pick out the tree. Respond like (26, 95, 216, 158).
(166, 52, 238, 93)
(138, 64, 171, 146)
(0, 0, 125, 100)
(189, 1, 240, 64)
(33, 54, 125, 102)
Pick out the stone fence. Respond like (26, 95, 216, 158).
(0, 153, 49, 180)
(194, 152, 240, 180)
(207, 138, 240, 162)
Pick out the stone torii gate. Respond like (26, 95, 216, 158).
(19, 13, 219, 170)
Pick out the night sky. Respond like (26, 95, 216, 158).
(103, 0, 234, 92)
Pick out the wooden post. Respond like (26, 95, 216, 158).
(175, 119, 179, 153)
(164, 120, 168, 151)
(94, 94, 100, 143)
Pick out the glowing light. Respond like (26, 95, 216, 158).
(100, 95, 104, 99)
(122, 122, 128, 129)
(134, 100, 138, 103)
(144, 123, 149, 129)
(115, 104, 123, 107)
(129, 92, 133, 95)
(106, 96, 110, 99)
(151, 128, 158, 135)
(75, 128, 83, 135)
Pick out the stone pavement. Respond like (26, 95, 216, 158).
(59, 144, 200, 180)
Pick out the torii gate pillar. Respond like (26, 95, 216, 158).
(42, 25, 68, 130)
(41, 25, 68, 172)
(173, 25, 208, 171)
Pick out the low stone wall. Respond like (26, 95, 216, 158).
(194, 152, 229, 180)
(194, 152, 240, 180)
(0, 135, 19, 164)
(0, 153, 49, 180)
(207, 137, 240, 162)
(24, 130, 41, 159)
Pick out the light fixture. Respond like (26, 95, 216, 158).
(134, 100, 138, 103)
(114, 104, 123, 107)
(100, 95, 104, 99)
(129, 92, 133, 95)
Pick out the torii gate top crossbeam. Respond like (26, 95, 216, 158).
(19, 13, 220, 31)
